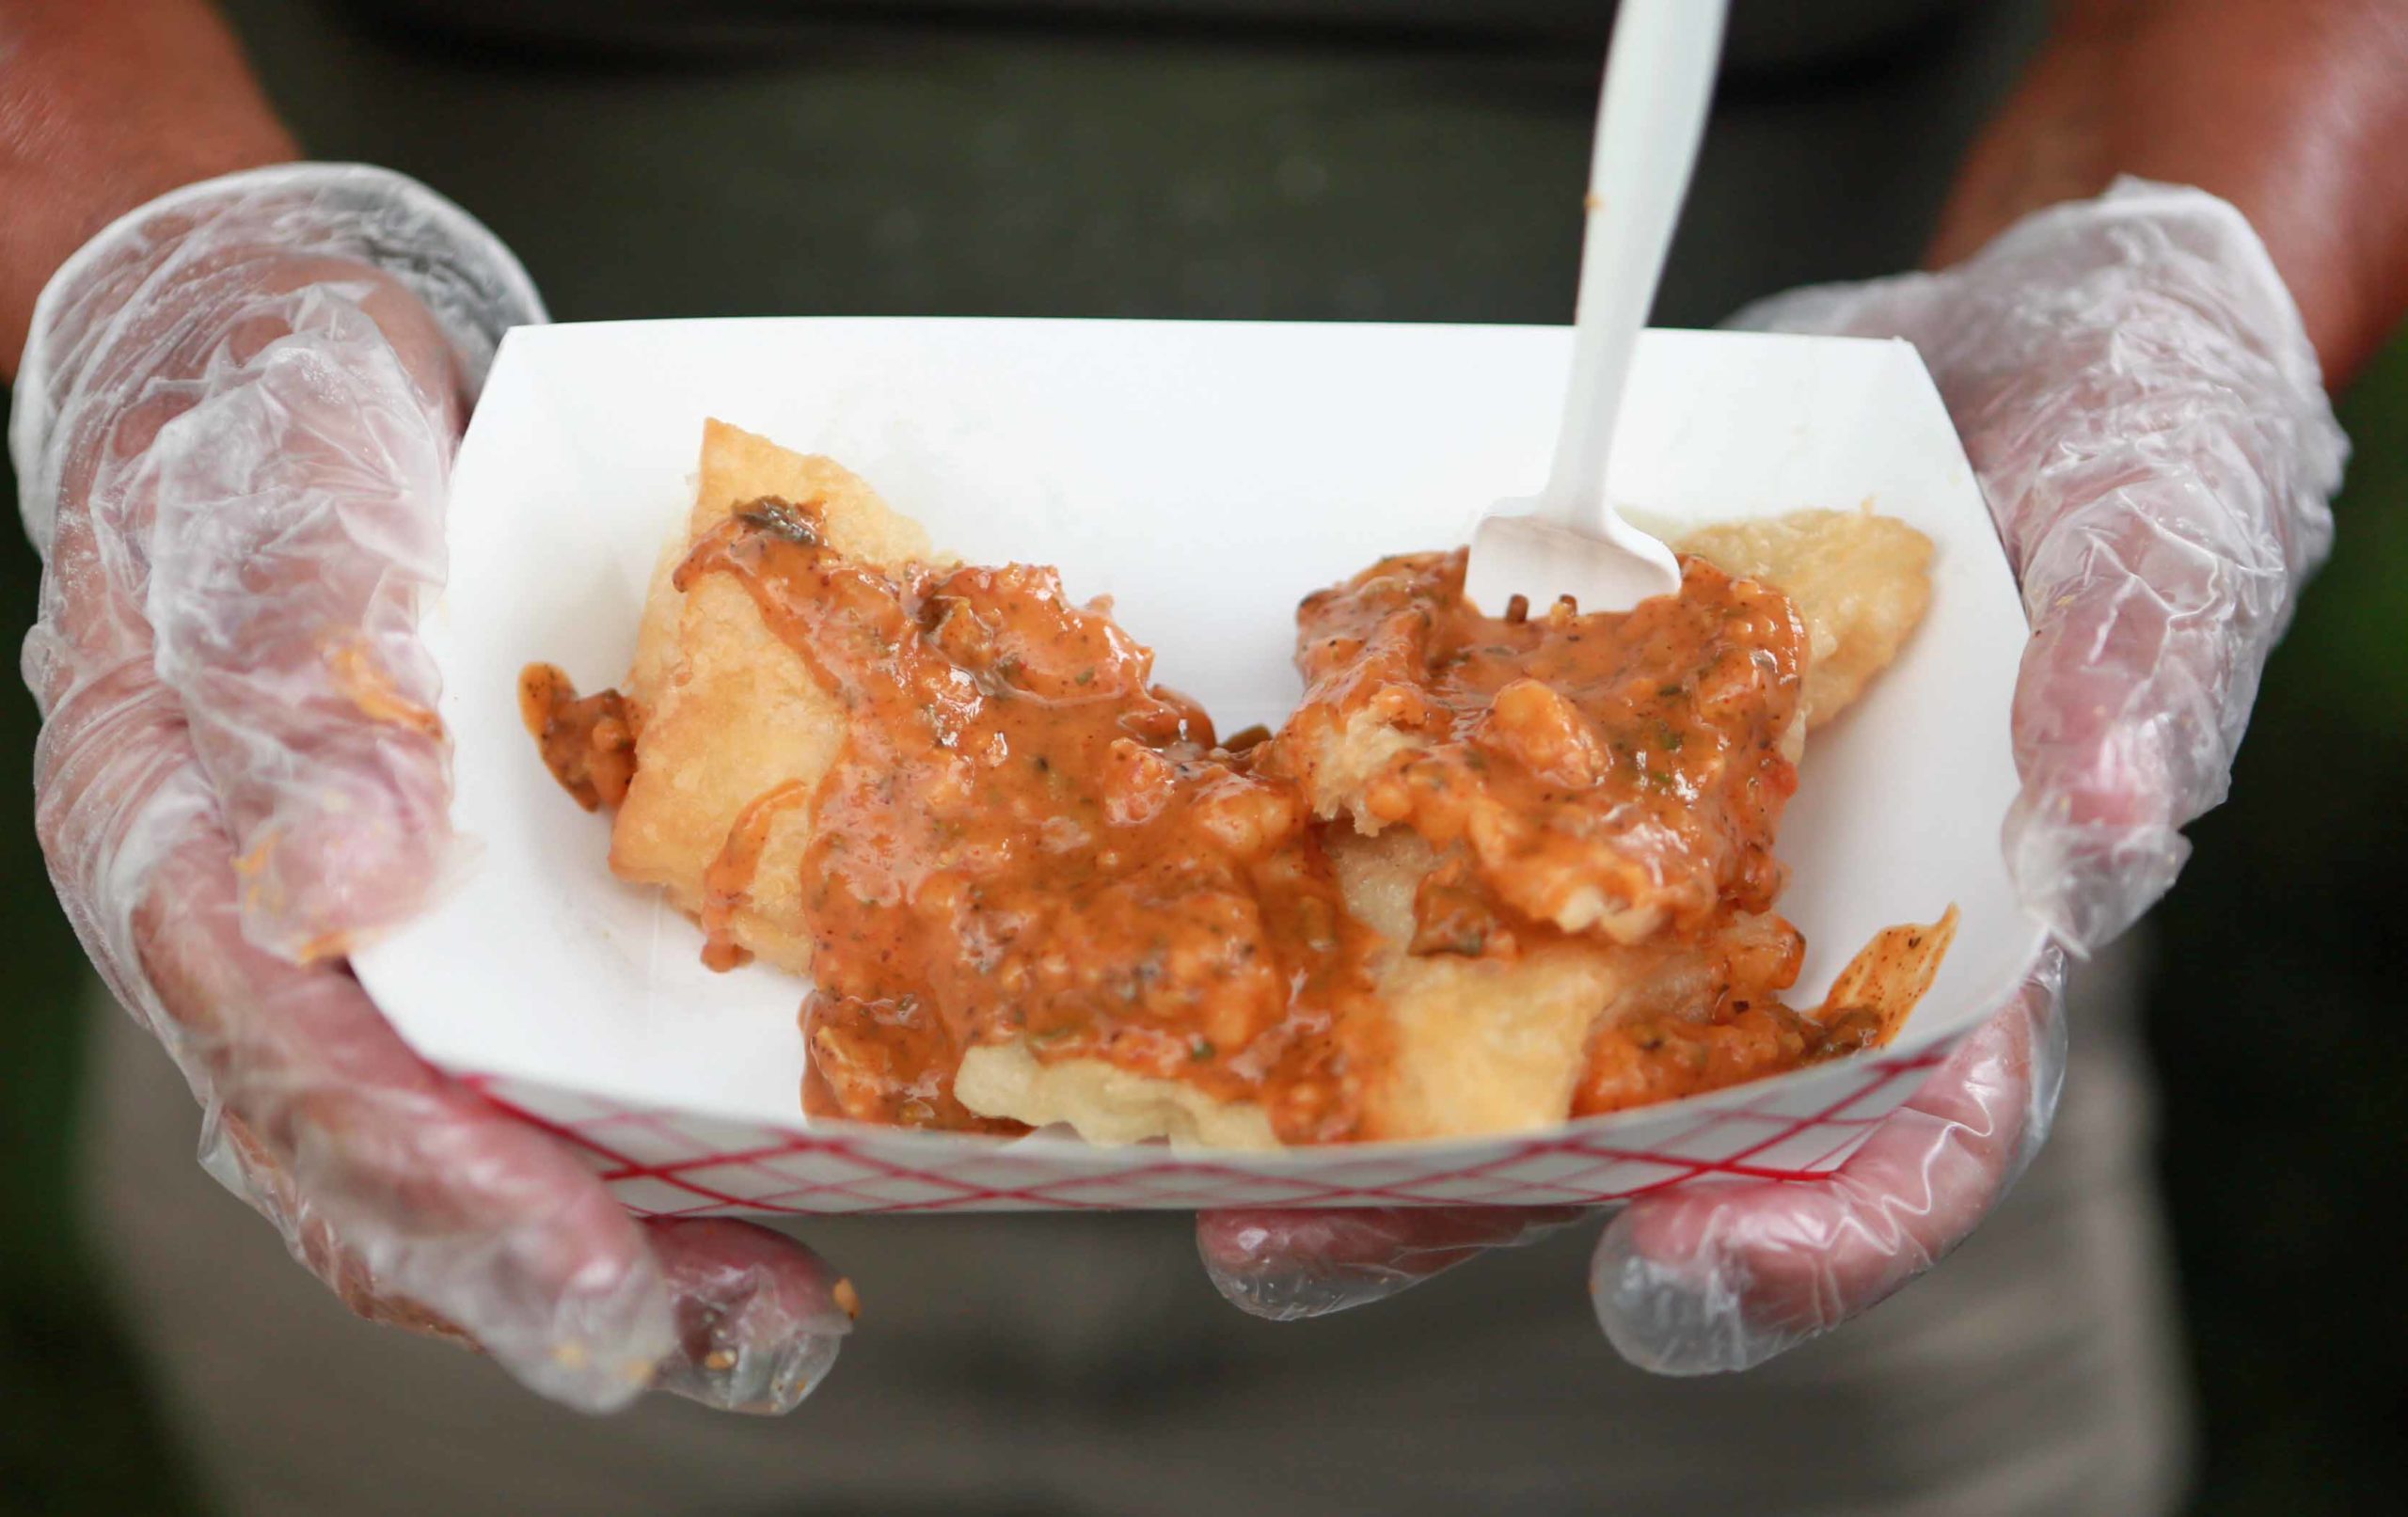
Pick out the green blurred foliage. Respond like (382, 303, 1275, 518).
(2142, 339, 2408, 1516)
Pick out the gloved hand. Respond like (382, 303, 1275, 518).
(1201, 180, 2346, 1371)
(13, 165, 856, 1414)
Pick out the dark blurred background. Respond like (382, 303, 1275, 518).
(2, 2, 2402, 1514)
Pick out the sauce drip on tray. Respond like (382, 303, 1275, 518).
(520, 664, 638, 811)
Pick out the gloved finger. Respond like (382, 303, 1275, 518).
(2000, 509, 2214, 947)
(210, 1111, 859, 1413)
(203, 1105, 481, 1349)
(1729, 185, 2343, 952)
(201, 1049, 859, 1414)
(1728, 275, 2197, 946)
(1196, 1205, 1587, 1320)
(49, 252, 469, 961)
(155, 285, 460, 959)
(644, 1219, 858, 1414)
(15, 165, 540, 562)
(116, 769, 675, 1412)
(1591, 956, 2067, 1374)
(1936, 324, 2310, 953)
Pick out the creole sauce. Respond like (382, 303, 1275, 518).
(519, 664, 637, 811)
(675, 500, 1379, 1142)
(528, 499, 1916, 1142)
(1263, 549, 1806, 949)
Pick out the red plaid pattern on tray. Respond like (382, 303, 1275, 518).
(461, 1042, 1953, 1215)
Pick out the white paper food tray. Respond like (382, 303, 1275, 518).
(353, 318, 2048, 1214)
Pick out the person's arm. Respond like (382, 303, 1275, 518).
(1206, 0, 2377, 1365)
(0, 0, 296, 372)
(6, 0, 855, 1412)
(1930, 0, 2408, 385)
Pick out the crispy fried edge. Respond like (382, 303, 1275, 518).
(1680, 508, 1933, 729)
(608, 419, 935, 974)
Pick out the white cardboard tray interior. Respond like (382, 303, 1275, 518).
(355, 318, 2048, 1182)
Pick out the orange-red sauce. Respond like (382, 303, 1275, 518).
(534, 501, 1938, 1141)
(1575, 906, 1959, 1115)
(1263, 549, 1807, 949)
(675, 500, 1379, 1141)
(520, 663, 638, 811)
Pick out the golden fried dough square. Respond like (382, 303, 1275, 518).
(949, 830, 1635, 1147)
(1332, 830, 1636, 1140)
(609, 420, 936, 974)
(1680, 509, 1932, 728)
(953, 1042, 1283, 1150)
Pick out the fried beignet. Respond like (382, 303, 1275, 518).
(542, 424, 1943, 1148)
(609, 420, 936, 973)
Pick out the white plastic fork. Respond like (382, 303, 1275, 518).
(1462, 0, 1729, 617)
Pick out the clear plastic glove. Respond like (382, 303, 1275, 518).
(1202, 180, 2346, 1371)
(13, 165, 856, 1414)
